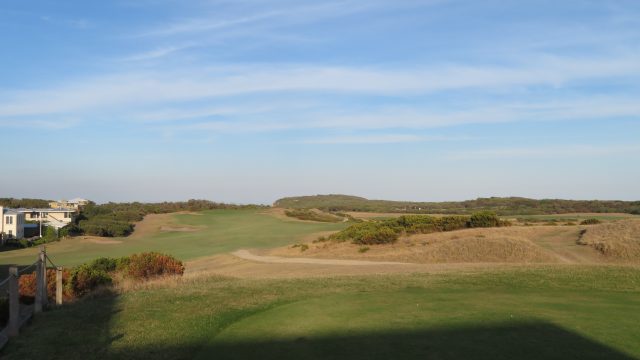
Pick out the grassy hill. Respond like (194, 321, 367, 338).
(274, 194, 640, 215)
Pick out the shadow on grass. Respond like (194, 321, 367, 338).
(194, 322, 636, 360)
(1, 298, 637, 360)
(1, 290, 121, 359)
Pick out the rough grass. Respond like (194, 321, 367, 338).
(579, 219, 640, 261)
(272, 226, 588, 264)
(3, 266, 640, 359)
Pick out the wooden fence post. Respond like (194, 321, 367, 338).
(40, 247, 48, 307)
(8, 266, 19, 337)
(56, 266, 63, 306)
(35, 253, 43, 313)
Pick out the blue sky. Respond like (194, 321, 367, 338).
(1, 0, 639, 204)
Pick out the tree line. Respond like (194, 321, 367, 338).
(275, 195, 640, 215)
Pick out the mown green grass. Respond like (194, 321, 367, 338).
(0, 210, 347, 268)
(3, 266, 640, 359)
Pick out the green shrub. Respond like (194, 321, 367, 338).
(292, 244, 309, 252)
(88, 257, 119, 273)
(580, 218, 602, 225)
(352, 226, 398, 245)
(78, 218, 134, 237)
(284, 209, 342, 223)
(69, 264, 113, 297)
(126, 252, 184, 280)
(468, 211, 501, 228)
(331, 211, 506, 245)
(358, 246, 370, 253)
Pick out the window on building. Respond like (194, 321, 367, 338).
(8, 230, 12, 238)
(5, 216, 12, 225)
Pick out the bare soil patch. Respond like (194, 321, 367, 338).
(129, 213, 180, 238)
(159, 226, 203, 232)
(81, 237, 123, 245)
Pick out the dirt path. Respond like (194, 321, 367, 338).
(532, 227, 603, 264)
(232, 249, 412, 266)
(186, 253, 513, 279)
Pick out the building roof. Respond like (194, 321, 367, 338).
(68, 198, 89, 203)
(15, 207, 76, 213)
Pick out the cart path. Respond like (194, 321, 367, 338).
(231, 249, 412, 266)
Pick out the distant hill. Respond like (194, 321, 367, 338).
(274, 194, 640, 215)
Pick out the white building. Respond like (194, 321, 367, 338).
(49, 198, 90, 210)
(0, 206, 26, 243)
(18, 208, 76, 229)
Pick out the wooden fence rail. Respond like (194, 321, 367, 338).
(0, 246, 62, 349)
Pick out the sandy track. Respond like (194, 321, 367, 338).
(186, 253, 510, 279)
(232, 249, 411, 266)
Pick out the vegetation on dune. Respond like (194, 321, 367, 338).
(580, 218, 602, 225)
(329, 212, 509, 245)
(577, 220, 640, 261)
(284, 209, 346, 223)
(275, 194, 640, 215)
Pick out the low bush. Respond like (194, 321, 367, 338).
(78, 218, 134, 237)
(292, 243, 309, 252)
(331, 212, 508, 245)
(86, 256, 131, 273)
(19, 268, 72, 303)
(358, 246, 370, 253)
(125, 252, 184, 280)
(69, 264, 113, 297)
(580, 218, 602, 225)
(468, 211, 502, 228)
(284, 209, 343, 223)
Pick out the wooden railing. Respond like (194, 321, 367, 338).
(0, 247, 63, 348)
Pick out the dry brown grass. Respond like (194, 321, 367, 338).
(267, 226, 614, 265)
(579, 219, 640, 261)
(128, 213, 181, 238)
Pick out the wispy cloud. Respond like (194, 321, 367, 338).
(1, 53, 639, 120)
(119, 43, 196, 61)
(448, 144, 640, 160)
(137, 0, 426, 37)
(300, 134, 464, 144)
(0, 118, 80, 129)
